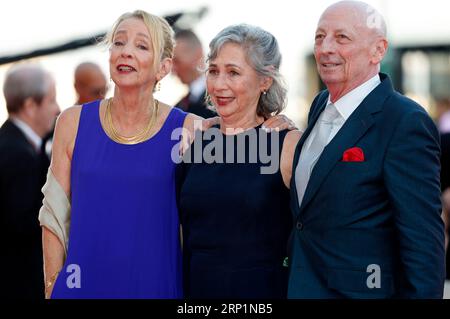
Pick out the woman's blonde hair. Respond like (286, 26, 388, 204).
(102, 10, 175, 71)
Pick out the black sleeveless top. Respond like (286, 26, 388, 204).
(178, 125, 292, 299)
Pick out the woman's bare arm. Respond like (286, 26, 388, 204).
(280, 130, 302, 189)
(42, 106, 80, 298)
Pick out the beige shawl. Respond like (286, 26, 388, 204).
(38, 169, 71, 256)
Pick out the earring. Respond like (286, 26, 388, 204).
(155, 82, 161, 92)
(262, 90, 267, 95)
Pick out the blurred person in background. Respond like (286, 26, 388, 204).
(0, 64, 60, 299)
(74, 62, 108, 104)
(173, 29, 217, 118)
(40, 62, 108, 162)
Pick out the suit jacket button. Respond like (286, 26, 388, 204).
(296, 222, 303, 230)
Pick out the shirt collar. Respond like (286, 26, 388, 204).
(10, 117, 42, 150)
(189, 75, 206, 102)
(327, 74, 381, 120)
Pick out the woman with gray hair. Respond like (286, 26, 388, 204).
(178, 24, 302, 298)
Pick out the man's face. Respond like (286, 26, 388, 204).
(35, 80, 60, 137)
(314, 5, 379, 93)
(172, 38, 202, 85)
(76, 69, 108, 104)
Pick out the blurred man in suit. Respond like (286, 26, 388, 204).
(289, 1, 445, 298)
(0, 64, 60, 299)
(41, 62, 106, 161)
(74, 62, 107, 104)
(41, 62, 105, 158)
(173, 29, 216, 118)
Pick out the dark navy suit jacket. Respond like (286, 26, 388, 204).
(0, 120, 47, 299)
(288, 74, 445, 298)
(175, 90, 217, 119)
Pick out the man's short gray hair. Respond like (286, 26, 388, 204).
(207, 24, 287, 119)
(3, 64, 51, 114)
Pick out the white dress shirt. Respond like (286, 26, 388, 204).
(10, 117, 42, 151)
(295, 74, 381, 206)
(304, 74, 381, 151)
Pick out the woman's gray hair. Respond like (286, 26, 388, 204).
(207, 24, 287, 118)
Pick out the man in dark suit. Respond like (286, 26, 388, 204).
(288, 1, 445, 298)
(0, 64, 60, 299)
(173, 29, 216, 119)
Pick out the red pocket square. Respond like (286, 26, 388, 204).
(342, 147, 365, 162)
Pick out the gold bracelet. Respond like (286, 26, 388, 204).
(46, 271, 60, 289)
(45, 271, 60, 299)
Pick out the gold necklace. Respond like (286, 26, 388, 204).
(103, 97, 159, 145)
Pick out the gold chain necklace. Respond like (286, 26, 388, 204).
(104, 97, 159, 145)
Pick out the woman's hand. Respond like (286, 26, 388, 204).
(43, 227, 64, 299)
(201, 116, 220, 130)
(45, 270, 60, 299)
(262, 114, 297, 131)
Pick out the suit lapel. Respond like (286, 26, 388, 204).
(296, 73, 394, 215)
(290, 92, 329, 216)
(299, 106, 374, 212)
(2, 119, 37, 155)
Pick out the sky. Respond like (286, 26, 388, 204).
(1, 0, 450, 126)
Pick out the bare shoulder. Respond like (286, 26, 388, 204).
(50, 105, 82, 192)
(179, 113, 204, 152)
(183, 113, 204, 132)
(156, 101, 172, 118)
(280, 130, 302, 188)
(283, 130, 302, 150)
(55, 105, 82, 138)
(58, 104, 82, 120)
(53, 105, 82, 160)
(183, 113, 205, 137)
(149, 102, 173, 134)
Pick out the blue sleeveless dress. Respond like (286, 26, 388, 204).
(51, 100, 186, 299)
